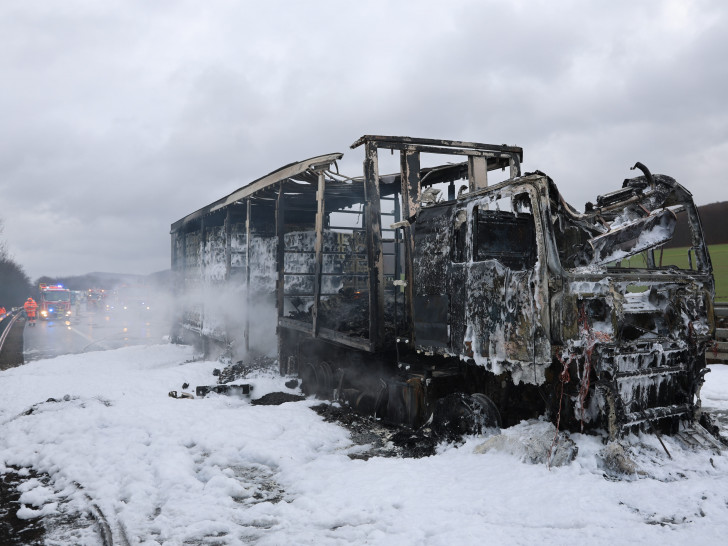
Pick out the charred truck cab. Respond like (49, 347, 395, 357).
(171, 136, 715, 439)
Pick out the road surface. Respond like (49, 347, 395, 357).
(23, 304, 171, 362)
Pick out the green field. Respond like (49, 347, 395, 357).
(607, 244, 728, 301)
(656, 244, 728, 301)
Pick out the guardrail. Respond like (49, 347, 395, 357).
(711, 302, 728, 364)
(0, 310, 23, 356)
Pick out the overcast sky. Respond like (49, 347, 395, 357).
(1, 0, 727, 280)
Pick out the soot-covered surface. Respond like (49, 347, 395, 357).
(0, 469, 46, 545)
(312, 403, 439, 459)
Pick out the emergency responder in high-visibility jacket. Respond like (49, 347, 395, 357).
(0, 307, 6, 318)
(24, 298, 38, 326)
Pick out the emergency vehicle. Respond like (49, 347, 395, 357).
(39, 283, 72, 319)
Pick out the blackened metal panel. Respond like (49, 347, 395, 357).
(465, 263, 538, 362)
(449, 263, 467, 355)
(224, 208, 232, 281)
(413, 205, 453, 295)
(452, 185, 550, 384)
(200, 216, 206, 281)
(412, 204, 454, 350)
(171, 230, 178, 271)
(413, 294, 449, 347)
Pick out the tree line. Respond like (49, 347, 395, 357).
(0, 220, 32, 309)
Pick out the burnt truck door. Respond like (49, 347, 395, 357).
(452, 185, 551, 385)
(412, 203, 455, 349)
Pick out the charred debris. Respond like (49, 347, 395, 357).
(171, 135, 718, 443)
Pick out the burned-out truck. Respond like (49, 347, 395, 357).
(171, 135, 716, 439)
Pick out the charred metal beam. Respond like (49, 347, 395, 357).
(400, 150, 419, 341)
(276, 181, 286, 322)
(244, 198, 251, 353)
(170, 153, 343, 232)
(400, 150, 421, 219)
(351, 135, 523, 161)
(312, 171, 326, 336)
(278, 317, 312, 335)
(364, 141, 385, 349)
(468, 156, 488, 191)
(393, 191, 403, 334)
(356, 142, 519, 161)
(588, 209, 677, 265)
(224, 208, 232, 281)
(318, 327, 375, 352)
(200, 216, 207, 330)
(170, 229, 177, 271)
(509, 154, 521, 179)
(180, 229, 186, 285)
(277, 319, 375, 352)
(686, 202, 712, 272)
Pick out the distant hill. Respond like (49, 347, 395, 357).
(35, 271, 171, 292)
(667, 201, 728, 248)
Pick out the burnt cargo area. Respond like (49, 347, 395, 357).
(171, 135, 716, 441)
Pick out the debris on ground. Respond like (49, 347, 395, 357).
(474, 420, 578, 467)
(168, 391, 194, 399)
(217, 356, 277, 384)
(312, 403, 438, 459)
(0, 466, 98, 545)
(251, 392, 305, 406)
(698, 413, 728, 447)
(0, 468, 45, 545)
(599, 442, 644, 479)
(196, 384, 253, 397)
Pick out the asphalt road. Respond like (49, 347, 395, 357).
(23, 304, 171, 362)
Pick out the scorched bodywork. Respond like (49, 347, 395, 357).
(170, 136, 716, 439)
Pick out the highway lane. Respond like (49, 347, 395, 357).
(23, 304, 171, 361)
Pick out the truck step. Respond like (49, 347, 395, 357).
(620, 404, 692, 429)
(675, 423, 724, 452)
(613, 364, 685, 379)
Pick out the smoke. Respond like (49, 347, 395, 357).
(176, 280, 278, 363)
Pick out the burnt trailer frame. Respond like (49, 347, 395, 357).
(171, 135, 716, 439)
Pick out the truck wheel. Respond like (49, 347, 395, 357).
(316, 361, 334, 398)
(432, 393, 501, 438)
(470, 393, 502, 430)
(300, 361, 334, 399)
(300, 363, 319, 396)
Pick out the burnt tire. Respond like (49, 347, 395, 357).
(470, 393, 502, 430)
(300, 361, 334, 399)
(300, 363, 319, 396)
(432, 393, 501, 439)
(316, 361, 334, 397)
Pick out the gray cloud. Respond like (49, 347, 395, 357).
(1, 0, 726, 279)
